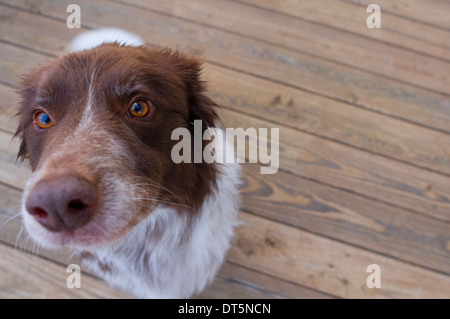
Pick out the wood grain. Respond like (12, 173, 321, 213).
(239, 0, 450, 61)
(2, 27, 450, 177)
(1, 73, 450, 221)
(2, 85, 450, 222)
(0, 0, 448, 299)
(0, 41, 50, 87)
(0, 127, 449, 274)
(0, 130, 31, 188)
(197, 262, 332, 299)
(2, 2, 450, 175)
(204, 65, 450, 174)
(229, 212, 450, 298)
(240, 163, 450, 274)
(0, 243, 132, 298)
(116, 0, 450, 95)
(4, 0, 450, 135)
(344, 0, 450, 30)
(0, 13, 449, 217)
(1, 179, 448, 298)
(0, 83, 19, 133)
(222, 110, 450, 221)
(0, 183, 330, 299)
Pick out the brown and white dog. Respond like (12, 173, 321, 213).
(15, 29, 240, 298)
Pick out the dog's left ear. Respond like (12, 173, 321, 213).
(180, 57, 219, 129)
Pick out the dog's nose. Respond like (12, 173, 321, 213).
(25, 175, 96, 232)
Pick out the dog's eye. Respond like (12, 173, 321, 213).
(128, 100, 150, 118)
(34, 111, 52, 129)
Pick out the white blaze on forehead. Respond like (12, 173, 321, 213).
(42, 66, 125, 164)
(75, 67, 98, 134)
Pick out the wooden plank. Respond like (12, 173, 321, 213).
(0, 182, 329, 299)
(197, 272, 274, 298)
(3, 33, 450, 177)
(239, 0, 450, 61)
(1, 77, 450, 221)
(4, 0, 450, 135)
(0, 127, 449, 274)
(2, 4, 450, 176)
(203, 66, 450, 175)
(2, 214, 448, 299)
(0, 3, 82, 57)
(0, 40, 50, 87)
(1, 110, 446, 300)
(0, 83, 18, 133)
(345, 0, 450, 31)
(1, 179, 448, 299)
(229, 212, 450, 299)
(1, 219, 330, 300)
(116, 0, 450, 95)
(0, 0, 446, 302)
(0, 21, 449, 217)
(0, 0, 450, 282)
(222, 110, 450, 222)
(197, 262, 333, 298)
(2, 2, 449, 178)
(0, 130, 31, 188)
(240, 164, 450, 274)
(0, 243, 132, 298)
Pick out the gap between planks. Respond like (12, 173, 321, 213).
(235, 0, 450, 62)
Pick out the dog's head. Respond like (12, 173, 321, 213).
(15, 43, 218, 249)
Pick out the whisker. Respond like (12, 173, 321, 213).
(130, 179, 192, 211)
(67, 250, 78, 262)
(0, 211, 22, 233)
(15, 223, 25, 251)
(35, 243, 42, 258)
(23, 231, 32, 252)
(132, 177, 185, 204)
(31, 241, 36, 257)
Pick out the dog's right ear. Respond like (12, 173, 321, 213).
(173, 52, 220, 129)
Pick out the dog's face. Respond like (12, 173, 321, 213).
(16, 44, 217, 249)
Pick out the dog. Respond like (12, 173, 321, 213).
(15, 29, 241, 298)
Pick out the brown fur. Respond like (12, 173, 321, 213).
(15, 43, 219, 214)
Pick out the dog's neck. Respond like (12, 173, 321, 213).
(79, 161, 241, 298)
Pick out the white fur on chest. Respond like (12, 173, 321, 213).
(81, 161, 241, 298)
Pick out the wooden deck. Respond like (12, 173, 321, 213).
(0, 0, 449, 298)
